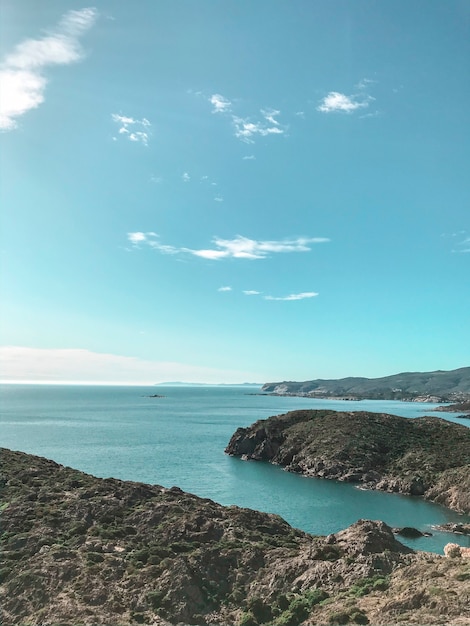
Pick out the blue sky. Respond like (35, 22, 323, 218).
(1, 0, 469, 384)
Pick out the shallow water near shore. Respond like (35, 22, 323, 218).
(1, 384, 469, 554)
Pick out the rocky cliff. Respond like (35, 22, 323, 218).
(225, 410, 470, 514)
(1, 448, 470, 626)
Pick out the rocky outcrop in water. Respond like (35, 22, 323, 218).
(225, 410, 470, 514)
(1, 448, 470, 626)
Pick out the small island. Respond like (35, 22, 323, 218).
(225, 409, 470, 515)
(2, 448, 470, 626)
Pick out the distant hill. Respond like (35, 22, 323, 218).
(261, 367, 470, 401)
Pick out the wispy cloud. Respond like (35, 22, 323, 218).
(242, 155, 256, 160)
(128, 231, 154, 245)
(127, 233, 329, 261)
(448, 231, 470, 253)
(264, 292, 318, 301)
(0, 8, 98, 130)
(218, 286, 232, 292)
(210, 93, 231, 113)
(206, 93, 286, 143)
(317, 91, 373, 114)
(190, 235, 329, 260)
(261, 108, 280, 125)
(243, 290, 261, 296)
(111, 113, 151, 145)
(233, 115, 284, 143)
(182, 172, 191, 182)
(355, 78, 375, 90)
(214, 196, 224, 202)
(0, 346, 262, 385)
(127, 232, 179, 255)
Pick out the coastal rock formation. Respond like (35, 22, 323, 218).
(433, 400, 470, 414)
(225, 410, 470, 514)
(1, 448, 470, 625)
(261, 366, 470, 401)
(433, 523, 470, 535)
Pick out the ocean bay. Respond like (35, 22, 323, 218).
(1, 383, 469, 554)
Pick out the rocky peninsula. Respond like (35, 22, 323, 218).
(225, 410, 470, 515)
(261, 366, 470, 402)
(2, 448, 470, 626)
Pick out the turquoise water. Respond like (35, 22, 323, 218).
(1, 384, 469, 554)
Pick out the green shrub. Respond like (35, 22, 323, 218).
(350, 575, 389, 597)
(328, 611, 351, 625)
(146, 590, 164, 608)
(86, 551, 104, 564)
(247, 596, 272, 623)
(303, 588, 329, 606)
(350, 609, 369, 624)
(238, 610, 257, 626)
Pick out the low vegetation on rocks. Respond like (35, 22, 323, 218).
(1, 448, 470, 625)
(225, 410, 470, 514)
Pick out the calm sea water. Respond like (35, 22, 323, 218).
(1, 384, 469, 554)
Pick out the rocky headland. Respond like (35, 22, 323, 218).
(433, 400, 470, 417)
(261, 366, 470, 402)
(225, 410, 470, 514)
(2, 448, 470, 626)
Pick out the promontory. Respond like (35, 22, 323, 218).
(225, 410, 470, 514)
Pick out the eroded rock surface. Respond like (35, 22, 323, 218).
(1, 448, 470, 626)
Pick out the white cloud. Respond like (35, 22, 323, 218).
(210, 93, 231, 113)
(317, 91, 372, 114)
(218, 286, 232, 292)
(264, 292, 319, 301)
(205, 93, 286, 143)
(355, 78, 375, 90)
(214, 196, 224, 202)
(233, 115, 284, 143)
(127, 233, 329, 261)
(190, 235, 329, 260)
(451, 233, 470, 253)
(128, 231, 150, 244)
(0, 346, 263, 385)
(0, 7, 98, 130)
(182, 172, 190, 182)
(127, 232, 180, 255)
(111, 113, 150, 145)
(243, 290, 261, 296)
(242, 155, 256, 160)
(261, 108, 280, 125)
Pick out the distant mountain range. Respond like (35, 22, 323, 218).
(261, 367, 470, 401)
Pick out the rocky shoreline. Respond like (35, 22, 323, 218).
(225, 409, 470, 515)
(1, 448, 470, 626)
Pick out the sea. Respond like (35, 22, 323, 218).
(1, 383, 469, 555)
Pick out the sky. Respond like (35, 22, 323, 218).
(0, 0, 469, 385)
